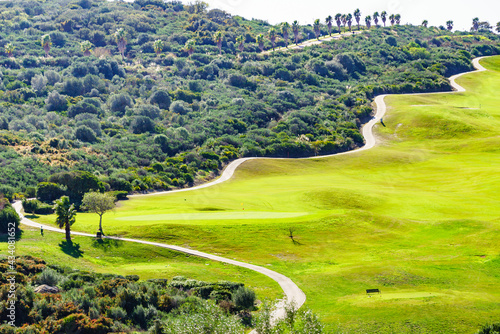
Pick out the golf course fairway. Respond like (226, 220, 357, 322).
(30, 56, 500, 332)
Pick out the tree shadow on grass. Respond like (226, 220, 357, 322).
(91, 237, 124, 252)
(59, 241, 84, 258)
(0, 229, 23, 242)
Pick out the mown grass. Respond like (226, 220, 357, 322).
(20, 56, 500, 333)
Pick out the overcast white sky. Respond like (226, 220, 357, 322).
(178, 0, 500, 32)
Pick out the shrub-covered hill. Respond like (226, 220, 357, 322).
(0, 0, 499, 197)
(0, 255, 255, 332)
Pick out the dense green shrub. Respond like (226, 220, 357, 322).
(0, 205, 20, 232)
(232, 286, 256, 310)
(36, 182, 65, 203)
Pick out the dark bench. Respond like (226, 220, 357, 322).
(366, 288, 380, 295)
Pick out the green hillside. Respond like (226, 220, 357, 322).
(0, 0, 499, 199)
(32, 56, 500, 333)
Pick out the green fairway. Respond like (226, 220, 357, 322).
(27, 57, 500, 333)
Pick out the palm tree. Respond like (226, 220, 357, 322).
(54, 196, 76, 243)
(269, 27, 277, 50)
(292, 20, 300, 44)
(41, 34, 51, 57)
(346, 14, 353, 32)
(153, 39, 164, 57)
(365, 16, 372, 29)
(214, 31, 223, 54)
(335, 14, 342, 33)
(185, 39, 196, 56)
(472, 18, 479, 31)
(381, 11, 387, 26)
(256, 34, 265, 52)
(4, 43, 14, 58)
(114, 28, 127, 59)
(281, 22, 290, 47)
(236, 35, 245, 52)
(326, 15, 333, 36)
(373, 12, 380, 27)
(389, 14, 395, 26)
(313, 19, 321, 40)
(354, 9, 361, 30)
(422, 20, 429, 28)
(80, 40, 93, 56)
(446, 20, 454, 31)
(497, 22, 500, 33)
(341, 14, 347, 30)
(395, 14, 401, 25)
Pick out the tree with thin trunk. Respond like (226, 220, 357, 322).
(341, 14, 347, 30)
(185, 39, 196, 56)
(281, 22, 290, 48)
(422, 20, 429, 28)
(326, 15, 333, 36)
(395, 14, 401, 25)
(346, 14, 353, 32)
(389, 14, 395, 26)
(257, 34, 265, 52)
(5, 43, 14, 57)
(80, 40, 93, 56)
(381, 11, 387, 26)
(214, 31, 223, 54)
(41, 34, 51, 57)
(354, 9, 361, 30)
(269, 27, 277, 50)
(446, 20, 454, 31)
(292, 20, 300, 44)
(153, 39, 164, 57)
(54, 196, 76, 243)
(114, 28, 127, 59)
(472, 18, 479, 31)
(236, 35, 245, 52)
(313, 19, 321, 40)
(81, 192, 115, 236)
(335, 14, 342, 33)
(365, 16, 372, 29)
(373, 12, 380, 27)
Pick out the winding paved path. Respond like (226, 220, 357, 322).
(14, 57, 488, 331)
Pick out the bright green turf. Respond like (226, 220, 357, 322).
(25, 56, 500, 333)
(0, 225, 282, 302)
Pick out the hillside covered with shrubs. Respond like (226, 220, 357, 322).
(0, 0, 499, 199)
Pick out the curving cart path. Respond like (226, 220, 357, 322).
(14, 57, 487, 331)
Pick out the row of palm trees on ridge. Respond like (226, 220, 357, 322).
(3, 13, 499, 59)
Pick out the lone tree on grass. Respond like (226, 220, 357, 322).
(54, 196, 76, 243)
(81, 192, 116, 235)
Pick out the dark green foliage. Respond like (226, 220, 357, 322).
(232, 286, 256, 310)
(130, 116, 155, 134)
(45, 91, 68, 112)
(109, 93, 133, 115)
(75, 125, 97, 143)
(48, 170, 105, 203)
(477, 323, 500, 334)
(150, 90, 172, 110)
(36, 182, 65, 203)
(0, 204, 20, 232)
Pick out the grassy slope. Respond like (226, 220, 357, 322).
(19, 57, 500, 333)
